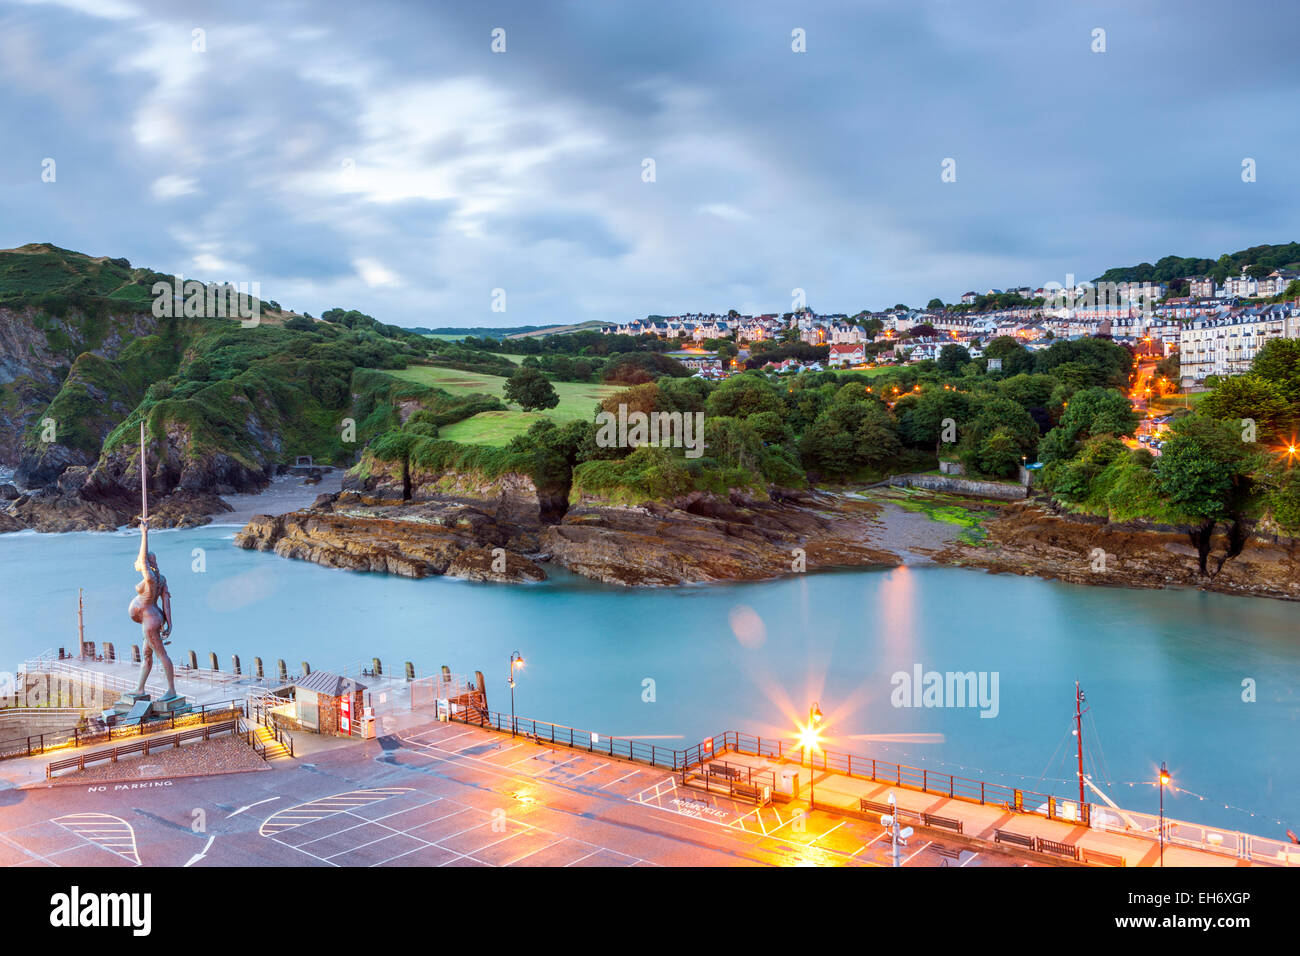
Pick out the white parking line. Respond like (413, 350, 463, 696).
(599, 769, 642, 790)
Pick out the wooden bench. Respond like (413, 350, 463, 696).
(1037, 838, 1080, 860)
(922, 812, 963, 834)
(932, 844, 963, 864)
(709, 763, 742, 780)
(1081, 848, 1125, 867)
(731, 781, 762, 803)
(860, 798, 894, 815)
(994, 828, 1035, 849)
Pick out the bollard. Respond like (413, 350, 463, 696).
(404, 661, 414, 681)
(277, 659, 287, 682)
(208, 652, 219, 672)
(254, 657, 263, 679)
(231, 654, 241, 676)
(104, 642, 115, 662)
(372, 657, 382, 677)
(301, 661, 311, 676)
(187, 650, 198, 670)
(132, 645, 141, 664)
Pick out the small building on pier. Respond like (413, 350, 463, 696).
(289, 671, 367, 736)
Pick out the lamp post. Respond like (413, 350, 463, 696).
(508, 651, 524, 737)
(888, 791, 901, 868)
(1158, 762, 1170, 867)
(799, 702, 824, 810)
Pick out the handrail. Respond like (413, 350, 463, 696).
(0, 699, 247, 761)
(444, 712, 1298, 867)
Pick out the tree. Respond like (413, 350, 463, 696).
(1199, 374, 1293, 443)
(799, 400, 902, 478)
(1251, 337, 1300, 401)
(503, 367, 559, 411)
(926, 298, 945, 310)
(1155, 417, 1250, 521)
(705, 374, 785, 419)
(975, 428, 1022, 478)
(1039, 386, 1139, 462)
(983, 335, 1036, 375)
(937, 344, 971, 373)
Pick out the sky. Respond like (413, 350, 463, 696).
(1, 0, 1297, 328)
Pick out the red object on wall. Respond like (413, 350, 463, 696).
(340, 695, 352, 735)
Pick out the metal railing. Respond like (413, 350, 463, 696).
(0, 699, 247, 761)
(443, 715, 1298, 867)
(45, 718, 242, 779)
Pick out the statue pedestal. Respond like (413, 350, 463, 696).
(110, 692, 192, 723)
(112, 692, 149, 716)
(150, 693, 191, 718)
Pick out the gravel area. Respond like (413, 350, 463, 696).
(55, 736, 270, 783)
(213, 473, 345, 526)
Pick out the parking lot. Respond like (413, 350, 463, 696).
(0, 719, 1034, 867)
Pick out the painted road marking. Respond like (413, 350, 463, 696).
(259, 788, 414, 836)
(599, 769, 641, 790)
(185, 835, 215, 867)
(52, 812, 141, 867)
(228, 797, 279, 818)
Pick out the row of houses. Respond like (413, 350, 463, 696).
(1179, 303, 1300, 380)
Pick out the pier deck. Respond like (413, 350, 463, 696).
(715, 749, 1282, 868)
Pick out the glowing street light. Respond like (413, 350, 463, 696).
(798, 703, 825, 809)
(508, 651, 525, 737)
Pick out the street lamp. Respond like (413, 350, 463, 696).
(508, 651, 525, 737)
(1158, 762, 1170, 867)
(797, 703, 824, 809)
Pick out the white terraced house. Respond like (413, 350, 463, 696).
(1178, 305, 1300, 381)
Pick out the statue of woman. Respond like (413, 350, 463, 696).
(128, 515, 177, 699)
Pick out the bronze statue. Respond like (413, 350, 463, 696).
(128, 422, 177, 700)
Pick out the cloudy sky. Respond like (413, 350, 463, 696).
(2, 0, 1297, 327)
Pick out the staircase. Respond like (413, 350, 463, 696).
(252, 721, 291, 760)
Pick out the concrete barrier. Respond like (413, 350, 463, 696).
(889, 473, 1028, 501)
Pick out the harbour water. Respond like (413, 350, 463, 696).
(0, 523, 1295, 835)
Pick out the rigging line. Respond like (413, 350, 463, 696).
(1037, 720, 1073, 784)
(1084, 708, 1113, 788)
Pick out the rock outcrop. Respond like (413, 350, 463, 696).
(942, 500, 1300, 601)
(234, 492, 547, 583)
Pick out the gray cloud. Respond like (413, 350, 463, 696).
(1, 0, 1296, 326)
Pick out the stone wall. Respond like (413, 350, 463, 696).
(889, 473, 1029, 501)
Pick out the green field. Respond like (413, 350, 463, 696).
(388, 365, 621, 446)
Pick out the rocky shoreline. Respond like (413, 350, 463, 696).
(232, 476, 1300, 600)
(942, 499, 1300, 602)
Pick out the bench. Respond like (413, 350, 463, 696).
(932, 844, 963, 864)
(709, 763, 743, 780)
(1037, 838, 1080, 860)
(922, 812, 963, 834)
(994, 828, 1035, 849)
(1081, 848, 1125, 867)
(731, 781, 761, 802)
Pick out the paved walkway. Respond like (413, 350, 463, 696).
(715, 750, 1273, 867)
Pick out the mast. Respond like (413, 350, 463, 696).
(140, 421, 148, 525)
(1074, 681, 1086, 810)
(77, 588, 85, 658)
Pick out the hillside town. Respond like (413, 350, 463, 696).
(601, 269, 1300, 384)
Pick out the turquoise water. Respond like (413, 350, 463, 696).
(1, 524, 1296, 835)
